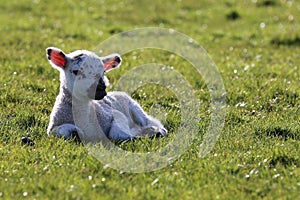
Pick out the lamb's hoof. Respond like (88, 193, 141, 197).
(159, 128, 168, 136)
(140, 126, 168, 138)
(52, 127, 80, 141)
(153, 128, 168, 138)
(69, 130, 81, 142)
(148, 127, 168, 139)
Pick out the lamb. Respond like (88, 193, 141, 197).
(46, 47, 168, 143)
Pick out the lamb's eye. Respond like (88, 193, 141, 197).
(74, 54, 83, 59)
(72, 70, 79, 75)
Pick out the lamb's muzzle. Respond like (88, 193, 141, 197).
(89, 77, 107, 100)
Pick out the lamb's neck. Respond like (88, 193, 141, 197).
(48, 86, 74, 132)
(72, 95, 93, 115)
(58, 86, 73, 107)
(71, 92, 104, 143)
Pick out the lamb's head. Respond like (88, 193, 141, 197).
(46, 47, 121, 100)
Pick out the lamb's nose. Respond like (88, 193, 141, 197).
(98, 78, 106, 90)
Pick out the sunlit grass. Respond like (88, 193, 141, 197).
(0, 0, 299, 199)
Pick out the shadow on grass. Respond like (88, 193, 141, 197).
(257, 0, 278, 7)
(255, 126, 299, 140)
(271, 36, 300, 46)
(226, 11, 241, 21)
(269, 155, 299, 168)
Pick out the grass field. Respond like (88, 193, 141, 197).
(0, 0, 300, 199)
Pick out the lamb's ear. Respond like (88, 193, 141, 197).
(46, 47, 67, 68)
(102, 54, 122, 72)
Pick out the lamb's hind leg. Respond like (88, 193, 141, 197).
(50, 124, 82, 140)
(108, 110, 135, 140)
(129, 100, 168, 137)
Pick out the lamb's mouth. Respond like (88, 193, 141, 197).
(94, 87, 107, 100)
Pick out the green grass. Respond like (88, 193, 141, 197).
(0, 0, 300, 199)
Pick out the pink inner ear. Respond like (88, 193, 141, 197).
(50, 50, 66, 67)
(104, 60, 118, 71)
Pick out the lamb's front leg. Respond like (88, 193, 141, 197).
(50, 124, 83, 140)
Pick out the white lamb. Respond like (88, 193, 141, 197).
(46, 47, 168, 143)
